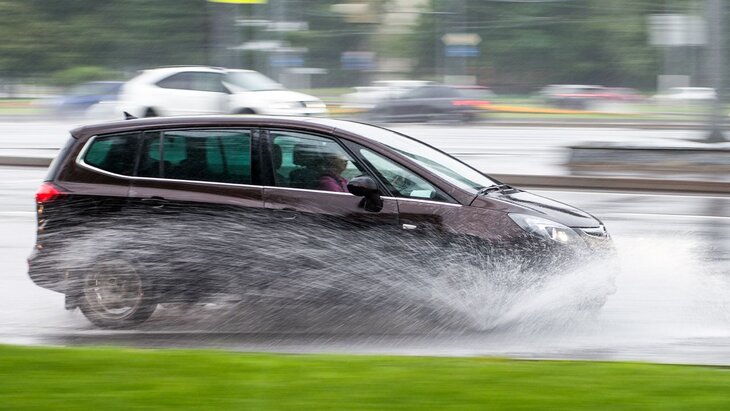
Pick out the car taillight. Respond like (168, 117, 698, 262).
(35, 182, 66, 203)
(452, 99, 490, 107)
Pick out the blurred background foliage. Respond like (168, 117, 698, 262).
(0, 0, 724, 91)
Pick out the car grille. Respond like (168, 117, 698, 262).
(575, 224, 613, 250)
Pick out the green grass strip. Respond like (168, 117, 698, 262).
(0, 344, 729, 410)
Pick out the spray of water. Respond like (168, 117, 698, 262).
(32, 205, 618, 333)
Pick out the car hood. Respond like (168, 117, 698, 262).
(231, 89, 321, 103)
(475, 190, 601, 228)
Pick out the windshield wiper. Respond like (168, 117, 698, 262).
(476, 184, 513, 195)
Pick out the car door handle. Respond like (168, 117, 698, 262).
(402, 224, 418, 230)
(141, 197, 168, 208)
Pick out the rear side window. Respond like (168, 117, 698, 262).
(138, 129, 252, 184)
(45, 135, 77, 181)
(83, 132, 139, 175)
(156, 72, 193, 90)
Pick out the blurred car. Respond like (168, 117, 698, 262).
(367, 84, 491, 123)
(538, 84, 612, 109)
(52, 81, 124, 117)
(652, 87, 716, 102)
(341, 80, 435, 109)
(118, 66, 327, 118)
(28, 116, 613, 328)
(604, 87, 645, 102)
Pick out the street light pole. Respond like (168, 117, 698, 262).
(705, 0, 725, 143)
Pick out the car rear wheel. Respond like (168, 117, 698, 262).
(143, 108, 158, 117)
(78, 259, 157, 329)
(236, 108, 256, 115)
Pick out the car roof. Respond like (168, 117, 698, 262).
(133, 66, 257, 80)
(70, 115, 376, 141)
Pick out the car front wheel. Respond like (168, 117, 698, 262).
(78, 259, 157, 329)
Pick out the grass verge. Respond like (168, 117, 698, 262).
(1, 344, 729, 410)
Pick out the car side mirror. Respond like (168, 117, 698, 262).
(347, 176, 383, 212)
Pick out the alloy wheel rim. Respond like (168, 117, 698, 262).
(84, 260, 143, 320)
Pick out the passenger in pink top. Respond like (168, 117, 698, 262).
(318, 153, 349, 192)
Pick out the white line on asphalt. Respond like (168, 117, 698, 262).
(603, 212, 730, 220)
(535, 190, 730, 201)
(0, 211, 34, 217)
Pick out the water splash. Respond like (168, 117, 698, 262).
(33, 206, 617, 333)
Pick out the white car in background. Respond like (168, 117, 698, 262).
(118, 66, 327, 118)
(652, 87, 717, 102)
(341, 80, 434, 109)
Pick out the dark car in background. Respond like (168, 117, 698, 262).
(29, 116, 613, 328)
(367, 84, 491, 123)
(538, 84, 644, 110)
(539, 84, 614, 110)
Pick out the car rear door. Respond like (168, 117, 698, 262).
(128, 127, 267, 292)
(155, 72, 228, 115)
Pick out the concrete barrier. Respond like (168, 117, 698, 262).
(492, 173, 730, 195)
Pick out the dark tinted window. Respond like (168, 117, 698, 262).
(404, 85, 458, 99)
(156, 72, 193, 90)
(83, 132, 139, 175)
(346, 142, 453, 202)
(190, 72, 227, 93)
(46, 135, 77, 181)
(156, 72, 226, 92)
(138, 129, 252, 184)
(269, 130, 363, 191)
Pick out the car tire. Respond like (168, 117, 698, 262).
(143, 108, 158, 118)
(78, 258, 157, 329)
(236, 108, 256, 115)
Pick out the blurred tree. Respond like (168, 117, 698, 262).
(408, 0, 670, 91)
(286, 0, 385, 87)
(0, 0, 208, 81)
(51, 66, 118, 87)
(0, 0, 724, 92)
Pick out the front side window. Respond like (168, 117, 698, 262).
(404, 85, 457, 99)
(83, 132, 139, 176)
(337, 123, 497, 194)
(223, 71, 284, 92)
(269, 130, 363, 193)
(137, 129, 252, 184)
(352, 145, 452, 202)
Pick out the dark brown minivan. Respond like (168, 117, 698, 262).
(29, 116, 613, 328)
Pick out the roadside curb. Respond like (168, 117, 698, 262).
(2, 155, 728, 195)
(0, 155, 54, 167)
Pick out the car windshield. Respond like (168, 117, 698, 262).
(223, 71, 284, 91)
(342, 123, 497, 193)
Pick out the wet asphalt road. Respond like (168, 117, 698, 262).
(1, 163, 728, 365)
(0, 120, 728, 363)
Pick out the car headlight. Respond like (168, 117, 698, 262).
(304, 101, 327, 109)
(508, 213, 584, 245)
